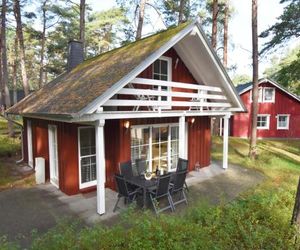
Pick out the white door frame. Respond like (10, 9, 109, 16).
(48, 125, 59, 188)
(27, 120, 33, 168)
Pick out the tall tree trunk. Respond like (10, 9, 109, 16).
(291, 176, 300, 225)
(223, 0, 229, 68)
(0, 26, 3, 107)
(211, 0, 218, 49)
(249, 0, 259, 159)
(136, 0, 147, 40)
(13, 38, 18, 105)
(178, 0, 185, 24)
(80, 0, 85, 53)
(14, 0, 29, 96)
(1, 0, 14, 137)
(39, 1, 47, 89)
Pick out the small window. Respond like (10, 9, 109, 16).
(152, 57, 171, 102)
(79, 127, 96, 189)
(263, 88, 275, 102)
(257, 115, 270, 129)
(277, 115, 289, 130)
(250, 87, 263, 103)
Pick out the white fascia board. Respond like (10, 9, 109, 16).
(78, 21, 197, 116)
(73, 110, 232, 121)
(239, 78, 300, 103)
(194, 23, 246, 112)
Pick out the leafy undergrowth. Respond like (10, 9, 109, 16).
(0, 117, 34, 190)
(1, 137, 300, 249)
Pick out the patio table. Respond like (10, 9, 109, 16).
(126, 176, 157, 208)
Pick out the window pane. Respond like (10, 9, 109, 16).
(154, 60, 160, 74)
(153, 74, 160, 80)
(81, 156, 96, 183)
(171, 126, 179, 140)
(131, 128, 149, 146)
(264, 89, 274, 101)
(152, 127, 160, 144)
(80, 128, 95, 156)
(161, 60, 168, 75)
(160, 75, 168, 81)
(160, 127, 168, 141)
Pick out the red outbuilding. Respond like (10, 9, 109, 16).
(231, 78, 300, 139)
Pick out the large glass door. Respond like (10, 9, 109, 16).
(131, 124, 180, 173)
(48, 125, 59, 188)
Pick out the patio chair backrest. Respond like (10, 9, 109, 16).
(172, 170, 187, 192)
(115, 174, 129, 197)
(135, 159, 147, 175)
(155, 173, 171, 198)
(176, 158, 188, 172)
(119, 160, 134, 179)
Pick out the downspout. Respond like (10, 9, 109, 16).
(0, 113, 24, 163)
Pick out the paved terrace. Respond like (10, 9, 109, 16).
(0, 162, 265, 247)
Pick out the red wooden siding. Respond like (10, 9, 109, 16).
(231, 81, 300, 138)
(188, 116, 211, 170)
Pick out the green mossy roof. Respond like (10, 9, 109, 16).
(8, 22, 190, 116)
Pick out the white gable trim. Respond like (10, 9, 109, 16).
(79, 22, 197, 115)
(239, 78, 300, 102)
(78, 21, 246, 116)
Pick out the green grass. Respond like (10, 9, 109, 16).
(0, 117, 22, 187)
(1, 136, 300, 249)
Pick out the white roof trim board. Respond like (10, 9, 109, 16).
(79, 21, 246, 116)
(239, 78, 300, 103)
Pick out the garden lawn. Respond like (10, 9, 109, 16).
(1, 137, 300, 250)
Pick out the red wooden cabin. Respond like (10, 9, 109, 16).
(231, 79, 300, 138)
(7, 21, 245, 215)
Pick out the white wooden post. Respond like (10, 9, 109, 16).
(179, 116, 186, 159)
(219, 117, 223, 136)
(222, 115, 230, 169)
(95, 119, 106, 215)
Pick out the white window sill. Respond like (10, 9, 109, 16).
(80, 180, 97, 189)
(277, 127, 289, 130)
(257, 127, 269, 130)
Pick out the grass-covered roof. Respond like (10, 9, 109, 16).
(7, 22, 190, 116)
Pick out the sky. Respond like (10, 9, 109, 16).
(83, 0, 298, 78)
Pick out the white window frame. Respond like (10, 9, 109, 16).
(152, 56, 172, 105)
(276, 114, 290, 130)
(250, 87, 275, 103)
(263, 87, 275, 103)
(250, 87, 263, 103)
(48, 125, 59, 188)
(131, 122, 187, 173)
(257, 114, 270, 130)
(78, 127, 97, 189)
(27, 120, 33, 168)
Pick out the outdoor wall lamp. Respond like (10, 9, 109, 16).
(190, 118, 195, 124)
(124, 120, 130, 129)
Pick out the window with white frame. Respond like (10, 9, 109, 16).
(78, 127, 96, 188)
(263, 87, 275, 102)
(277, 115, 289, 130)
(250, 87, 275, 103)
(152, 57, 171, 102)
(257, 115, 270, 129)
(131, 124, 179, 173)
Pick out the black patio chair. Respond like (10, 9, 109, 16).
(171, 158, 189, 192)
(170, 170, 188, 209)
(135, 158, 147, 176)
(113, 174, 141, 212)
(148, 173, 174, 214)
(119, 160, 134, 179)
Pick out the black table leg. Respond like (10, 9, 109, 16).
(143, 187, 147, 209)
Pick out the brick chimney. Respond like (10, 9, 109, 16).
(67, 40, 84, 71)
